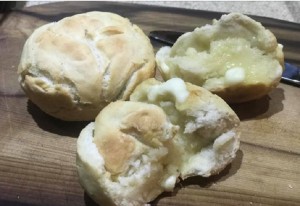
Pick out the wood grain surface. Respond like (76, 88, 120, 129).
(0, 2, 300, 206)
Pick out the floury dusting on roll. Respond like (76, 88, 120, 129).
(18, 11, 155, 121)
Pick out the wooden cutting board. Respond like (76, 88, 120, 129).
(1, 2, 300, 206)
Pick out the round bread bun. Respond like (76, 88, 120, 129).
(18, 11, 155, 121)
(156, 13, 284, 103)
(130, 78, 240, 179)
(76, 101, 179, 206)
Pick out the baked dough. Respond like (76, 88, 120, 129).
(76, 101, 179, 206)
(156, 13, 284, 103)
(77, 79, 240, 205)
(130, 78, 240, 178)
(18, 11, 155, 121)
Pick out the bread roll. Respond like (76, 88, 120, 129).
(18, 11, 155, 121)
(76, 101, 179, 206)
(77, 79, 240, 205)
(156, 13, 284, 103)
(130, 78, 240, 179)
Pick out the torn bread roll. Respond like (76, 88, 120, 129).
(156, 13, 284, 103)
(76, 101, 179, 206)
(77, 79, 240, 205)
(130, 78, 240, 179)
(18, 11, 155, 121)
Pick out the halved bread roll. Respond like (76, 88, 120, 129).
(130, 78, 240, 179)
(156, 13, 284, 103)
(18, 12, 155, 121)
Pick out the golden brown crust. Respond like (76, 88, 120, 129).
(18, 12, 155, 121)
(93, 101, 173, 175)
(211, 81, 280, 103)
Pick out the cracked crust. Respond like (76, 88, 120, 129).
(18, 11, 155, 121)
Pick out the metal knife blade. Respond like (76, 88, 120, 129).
(149, 30, 300, 87)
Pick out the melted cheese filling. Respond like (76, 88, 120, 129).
(148, 78, 189, 103)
